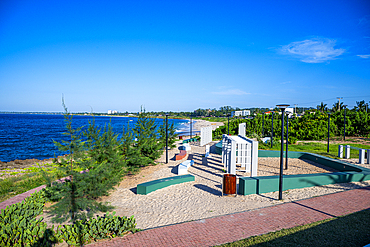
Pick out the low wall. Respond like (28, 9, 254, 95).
(239, 151, 370, 196)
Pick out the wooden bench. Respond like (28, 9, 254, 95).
(175, 150, 187, 160)
(136, 174, 195, 195)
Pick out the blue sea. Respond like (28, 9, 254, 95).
(0, 114, 191, 162)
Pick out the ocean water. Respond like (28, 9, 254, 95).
(0, 114, 189, 162)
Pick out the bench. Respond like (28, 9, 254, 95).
(136, 174, 195, 195)
(182, 137, 198, 144)
(177, 160, 194, 175)
(180, 143, 191, 151)
(175, 150, 187, 160)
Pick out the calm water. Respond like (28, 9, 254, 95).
(0, 114, 189, 162)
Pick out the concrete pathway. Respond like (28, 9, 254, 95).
(87, 186, 370, 247)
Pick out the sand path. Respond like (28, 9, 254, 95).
(97, 140, 370, 230)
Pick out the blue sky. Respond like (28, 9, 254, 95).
(1, 0, 369, 113)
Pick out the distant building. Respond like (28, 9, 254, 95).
(108, 110, 118, 114)
(231, 110, 250, 117)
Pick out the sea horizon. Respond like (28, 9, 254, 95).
(0, 113, 191, 163)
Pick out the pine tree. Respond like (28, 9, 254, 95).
(158, 119, 178, 149)
(132, 109, 163, 164)
(48, 102, 114, 223)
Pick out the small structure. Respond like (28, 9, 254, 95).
(205, 145, 211, 158)
(222, 134, 259, 176)
(175, 150, 187, 160)
(200, 126, 213, 146)
(177, 160, 194, 175)
(338, 145, 370, 164)
(231, 110, 250, 117)
(238, 123, 246, 137)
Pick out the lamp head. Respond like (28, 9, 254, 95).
(276, 104, 290, 110)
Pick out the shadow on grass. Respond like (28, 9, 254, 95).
(219, 209, 370, 247)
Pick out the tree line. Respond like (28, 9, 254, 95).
(213, 108, 370, 143)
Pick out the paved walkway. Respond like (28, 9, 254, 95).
(87, 186, 370, 247)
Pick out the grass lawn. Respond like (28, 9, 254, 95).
(218, 209, 370, 247)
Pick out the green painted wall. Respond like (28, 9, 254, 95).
(239, 172, 370, 195)
(137, 174, 195, 195)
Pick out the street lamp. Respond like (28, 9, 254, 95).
(285, 113, 289, 170)
(327, 111, 331, 153)
(262, 113, 265, 137)
(271, 111, 274, 148)
(276, 104, 290, 200)
(227, 114, 230, 135)
(190, 116, 193, 139)
(165, 114, 169, 164)
(343, 105, 347, 140)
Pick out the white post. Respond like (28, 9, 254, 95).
(345, 145, 350, 159)
(359, 149, 365, 164)
(205, 145, 211, 158)
(228, 140, 236, 174)
(239, 123, 246, 137)
(338, 145, 343, 158)
(367, 149, 370, 164)
(250, 140, 259, 177)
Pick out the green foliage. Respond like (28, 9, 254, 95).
(0, 192, 57, 247)
(132, 110, 163, 164)
(0, 191, 139, 246)
(158, 118, 178, 149)
(54, 212, 139, 246)
(213, 110, 370, 141)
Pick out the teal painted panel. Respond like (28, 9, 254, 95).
(137, 174, 195, 195)
(238, 172, 370, 195)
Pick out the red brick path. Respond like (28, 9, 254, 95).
(87, 186, 370, 247)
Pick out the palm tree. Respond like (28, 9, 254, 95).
(317, 102, 328, 112)
(332, 102, 344, 111)
(356, 100, 367, 112)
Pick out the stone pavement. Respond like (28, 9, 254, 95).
(87, 186, 370, 247)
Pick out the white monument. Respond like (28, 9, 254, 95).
(200, 126, 213, 146)
(238, 123, 246, 137)
(222, 134, 258, 177)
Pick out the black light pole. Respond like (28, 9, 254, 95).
(190, 116, 193, 139)
(165, 114, 169, 164)
(262, 113, 265, 137)
(343, 106, 346, 140)
(227, 114, 230, 135)
(277, 104, 289, 200)
(285, 113, 289, 170)
(327, 112, 331, 153)
(271, 112, 274, 148)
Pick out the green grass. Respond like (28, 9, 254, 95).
(259, 141, 370, 160)
(0, 166, 64, 203)
(218, 209, 370, 247)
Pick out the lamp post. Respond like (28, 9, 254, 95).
(227, 114, 230, 135)
(327, 112, 331, 153)
(343, 106, 347, 140)
(285, 113, 289, 170)
(165, 114, 169, 164)
(271, 111, 274, 148)
(190, 117, 193, 139)
(262, 113, 265, 137)
(277, 104, 290, 200)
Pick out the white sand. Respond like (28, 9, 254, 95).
(99, 141, 370, 230)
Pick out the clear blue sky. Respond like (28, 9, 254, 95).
(1, 0, 369, 113)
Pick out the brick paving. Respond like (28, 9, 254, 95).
(0, 184, 46, 210)
(87, 186, 370, 247)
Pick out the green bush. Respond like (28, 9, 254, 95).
(0, 191, 140, 247)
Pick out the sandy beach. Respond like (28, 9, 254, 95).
(56, 139, 368, 231)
